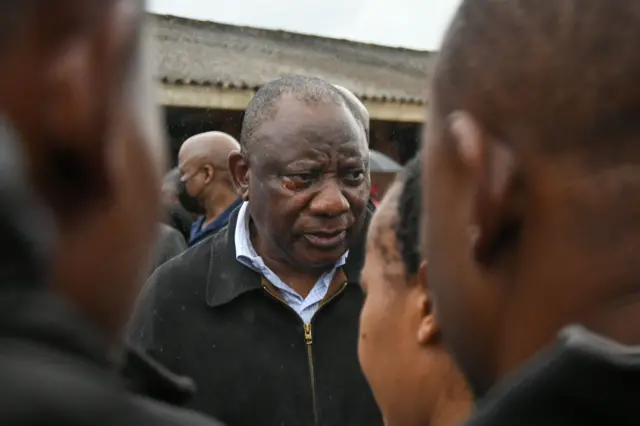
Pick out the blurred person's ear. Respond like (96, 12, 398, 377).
(416, 260, 439, 345)
(448, 111, 520, 266)
(40, 34, 111, 211)
(34, 1, 154, 221)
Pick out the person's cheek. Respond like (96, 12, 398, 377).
(357, 296, 376, 381)
(357, 306, 369, 373)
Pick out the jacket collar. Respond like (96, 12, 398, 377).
(205, 205, 372, 307)
(121, 345, 196, 405)
(188, 198, 243, 247)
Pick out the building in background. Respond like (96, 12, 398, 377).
(151, 14, 435, 194)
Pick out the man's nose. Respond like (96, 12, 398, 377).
(309, 180, 350, 217)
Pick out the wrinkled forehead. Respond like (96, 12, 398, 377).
(252, 100, 368, 165)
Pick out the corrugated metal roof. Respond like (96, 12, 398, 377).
(151, 14, 435, 104)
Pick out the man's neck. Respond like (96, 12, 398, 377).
(202, 186, 237, 227)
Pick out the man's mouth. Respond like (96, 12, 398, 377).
(303, 230, 347, 249)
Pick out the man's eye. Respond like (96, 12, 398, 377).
(343, 170, 365, 185)
(283, 173, 316, 190)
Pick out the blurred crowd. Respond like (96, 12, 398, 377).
(1, 1, 640, 426)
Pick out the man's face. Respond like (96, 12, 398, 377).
(247, 96, 370, 269)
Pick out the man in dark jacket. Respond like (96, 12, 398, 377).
(0, 1, 222, 425)
(422, 0, 640, 425)
(130, 75, 382, 426)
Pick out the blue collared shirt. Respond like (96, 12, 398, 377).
(189, 198, 243, 247)
(234, 202, 348, 324)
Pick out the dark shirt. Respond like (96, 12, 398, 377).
(188, 198, 242, 247)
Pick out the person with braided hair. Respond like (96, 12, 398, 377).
(359, 156, 471, 426)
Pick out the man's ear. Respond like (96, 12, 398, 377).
(416, 260, 439, 345)
(448, 111, 521, 266)
(202, 164, 215, 185)
(228, 151, 250, 201)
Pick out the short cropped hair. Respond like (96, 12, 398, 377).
(240, 75, 364, 154)
(435, 0, 640, 165)
(394, 155, 421, 276)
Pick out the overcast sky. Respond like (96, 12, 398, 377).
(147, 0, 461, 51)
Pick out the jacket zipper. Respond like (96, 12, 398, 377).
(262, 280, 348, 426)
(303, 323, 318, 425)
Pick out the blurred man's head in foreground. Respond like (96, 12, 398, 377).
(0, 0, 164, 343)
(423, 0, 640, 396)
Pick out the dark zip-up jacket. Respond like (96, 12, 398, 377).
(0, 289, 225, 426)
(128, 207, 382, 426)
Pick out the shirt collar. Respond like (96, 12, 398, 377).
(189, 198, 243, 246)
(205, 202, 372, 308)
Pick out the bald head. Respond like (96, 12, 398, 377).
(436, 0, 640, 165)
(179, 131, 240, 172)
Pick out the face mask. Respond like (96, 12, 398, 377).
(177, 178, 205, 215)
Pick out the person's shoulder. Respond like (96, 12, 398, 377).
(129, 395, 226, 426)
(0, 339, 128, 425)
(152, 232, 214, 278)
(0, 342, 226, 426)
(159, 223, 184, 241)
(147, 223, 230, 289)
